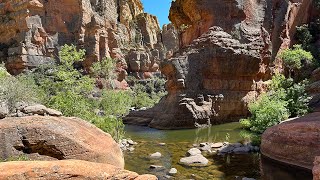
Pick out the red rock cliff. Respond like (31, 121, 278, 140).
(124, 0, 314, 129)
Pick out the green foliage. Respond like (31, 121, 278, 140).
(28, 44, 128, 141)
(295, 25, 313, 49)
(100, 90, 133, 116)
(1, 155, 30, 162)
(270, 74, 311, 117)
(246, 94, 289, 133)
(279, 45, 314, 76)
(91, 58, 116, 80)
(59, 44, 85, 68)
(130, 77, 167, 109)
(0, 74, 43, 112)
(239, 130, 261, 146)
(0, 64, 9, 78)
(241, 73, 311, 134)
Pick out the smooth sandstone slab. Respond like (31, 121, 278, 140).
(0, 160, 157, 180)
(261, 112, 320, 170)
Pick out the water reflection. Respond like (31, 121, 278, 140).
(260, 156, 312, 180)
(124, 124, 313, 180)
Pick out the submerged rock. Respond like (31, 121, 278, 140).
(179, 154, 209, 166)
(150, 152, 162, 159)
(211, 142, 224, 148)
(187, 148, 202, 156)
(169, 168, 178, 175)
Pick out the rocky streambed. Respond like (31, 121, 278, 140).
(123, 123, 313, 180)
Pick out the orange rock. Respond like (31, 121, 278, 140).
(0, 160, 157, 180)
(0, 116, 124, 168)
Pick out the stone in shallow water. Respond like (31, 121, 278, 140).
(211, 142, 224, 148)
(127, 139, 137, 145)
(187, 148, 202, 156)
(199, 142, 208, 147)
(150, 165, 165, 170)
(150, 152, 162, 158)
(179, 154, 209, 166)
(233, 146, 250, 153)
(200, 145, 212, 152)
(168, 168, 178, 175)
(218, 145, 235, 154)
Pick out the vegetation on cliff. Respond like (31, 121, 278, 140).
(241, 46, 313, 135)
(0, 45, 166, 141)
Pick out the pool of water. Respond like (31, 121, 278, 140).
(123, 123, 312, 180)
(124, 123, 260, 179)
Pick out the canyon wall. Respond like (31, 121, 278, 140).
(125, 0, 314, 129)
(0, 0, 179, 83)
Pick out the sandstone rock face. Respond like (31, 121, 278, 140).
(308, 67, 320, 111)
(313, 156, 320, 180)
(169, 0, 312, 54)
(0, 116, 124, 168)
(124, 0, 313, 128)
(0, 160, 157, 180)
(261, 112, 320, 170)
(0, 0, 178, 82)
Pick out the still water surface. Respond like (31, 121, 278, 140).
(124, 123, 312, 180)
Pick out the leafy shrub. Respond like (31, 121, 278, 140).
(241, 73, 311, 134)
(28, 45, 127, 141)
(0, 74, 44, 112)
(91, 58, 116, 80)
(279, 45, 314, 77)
(239, 130, 261, 146)
(0, 64, 9, 78)
(295, 25, 313, 49)
(100, 90, 133, 116)
(130, 77, 167, 109)
(270, 74, 311, 117)
(241, 94, 289, 134)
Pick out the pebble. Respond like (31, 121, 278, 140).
(168, 168, 178, 175)
(180, 154, 209, 166)
(187, 148, 202, 156)
(211, 142, 224, 148)
(150, 152, 162, 158)
(149, 165, 165, 170)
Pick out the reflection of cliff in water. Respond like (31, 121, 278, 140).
(260, 155, 312, 180)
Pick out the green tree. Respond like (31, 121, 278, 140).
(279, 45, 313, 77)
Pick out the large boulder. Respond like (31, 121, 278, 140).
(0, 116, 124, 168)
(0, 160, 157, 180)
(261, 112, 320, 170)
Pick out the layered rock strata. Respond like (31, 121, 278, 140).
(0, 0, 178, 81)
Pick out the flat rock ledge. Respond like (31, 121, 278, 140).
(0, 160, 157, 180)
(261, 112, 320, 170)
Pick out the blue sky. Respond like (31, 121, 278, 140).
(141, 0, 172, 27)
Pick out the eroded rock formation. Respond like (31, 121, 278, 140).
(0, 0, 179, 83)
(124, 0, 314, 128)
